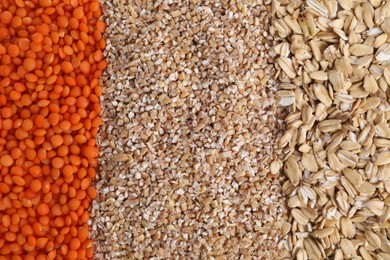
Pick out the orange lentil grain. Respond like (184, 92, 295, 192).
(39, 0, 53, 8)
(8, 45, 20, 58)
(37, 204, 49, 216)
(50, 135, 63, 147)
(0, 155, 14, 167)
(60, 61, 73, 73)
(30, 180, 42, 193)
(0, 27, 10, 40)
(0, 11, 13, 25)
(23, 58, 36, 72)
(31, 33, 43, 43)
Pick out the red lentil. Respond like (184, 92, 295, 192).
(0, 0, 105, 258)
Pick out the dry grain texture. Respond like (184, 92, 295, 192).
(92, 0, 286, 259)
(274, 0, 390, 259)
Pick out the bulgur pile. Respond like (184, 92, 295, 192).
(92, 0, 286, 258)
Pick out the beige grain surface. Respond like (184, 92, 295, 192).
(274, 0, 390, 259)
(92, 0, 286, 259)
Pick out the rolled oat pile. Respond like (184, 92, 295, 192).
(92, 0, 286, 258)
(274, 0, 390, 259)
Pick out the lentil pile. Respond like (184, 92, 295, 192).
(93, 0, 286, 258)
(274, 0, 390, 259)
(0, 0, 105, 259)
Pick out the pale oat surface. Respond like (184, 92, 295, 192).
(274, 0, 390, 259)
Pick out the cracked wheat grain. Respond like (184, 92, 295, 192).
(92, 0, 286, 259)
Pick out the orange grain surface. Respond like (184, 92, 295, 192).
(0, 0, 105, 259)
